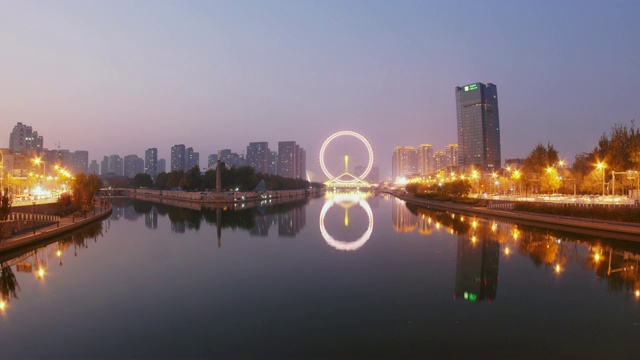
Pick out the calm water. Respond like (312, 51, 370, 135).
(1, 193, 640, 359)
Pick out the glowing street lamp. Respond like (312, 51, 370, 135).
(597, 162, 607, 197)
(32, 157, 46, 177)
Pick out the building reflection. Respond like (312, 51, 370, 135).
(454, 235, 500, 303)
(110, 205, 123, 221)
(145, 208, 158, 229)
(392, 198, 416, 233)
(278, 207, 306, 237)
(403, 202, 640, 302)
(124, 205, 139, 222)
(249, 208, 275, 237)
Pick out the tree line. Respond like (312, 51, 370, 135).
(521, 120, 640, 196)
(124, 165, 324, 191)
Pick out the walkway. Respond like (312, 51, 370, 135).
(0, 203, 113, 253)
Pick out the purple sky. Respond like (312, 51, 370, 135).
(1, 0, 639, 181)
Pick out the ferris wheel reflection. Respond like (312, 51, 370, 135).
(319, 191, 374, 251)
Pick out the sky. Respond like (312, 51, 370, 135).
(1, 0, 639, 181)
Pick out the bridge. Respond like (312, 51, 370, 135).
(98, 188, 129, 196)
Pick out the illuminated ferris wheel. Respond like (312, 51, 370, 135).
(319, 130, 374, 187)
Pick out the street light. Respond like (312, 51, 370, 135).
(597, 162, 607, 197)
(32, 157, 46, 177)
(32, 200, 36, 234)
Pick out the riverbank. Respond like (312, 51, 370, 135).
(389, 191, 640, 241)
(123, 188, 325, 203)
(0, 203, 113, 254)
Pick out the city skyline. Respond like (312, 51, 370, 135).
(1, 1, 639, 179)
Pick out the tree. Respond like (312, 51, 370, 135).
(579, 169, 603, 194)
(155, 172, 168, 189)
(593, 122, 640, 172)
(181, 166, 202, 190)
(166, 170, 185, 189)
(71, 173, 102, 210)
(133, 173, 154, 188)
(523, 142, 559, 176)
(539, 168, 561, 195)
(0, 264, 20, 303)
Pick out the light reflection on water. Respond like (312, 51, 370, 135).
(1, 193, 640, 358)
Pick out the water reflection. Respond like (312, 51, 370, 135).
(455, 234, 500, 303)
(404, 201, 640, 301)
(0, 222, 105, 313)
(108, 198, 310, 245)
(320, 192, 374, 251)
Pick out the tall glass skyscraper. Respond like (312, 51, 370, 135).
(455, 82, 501, 172)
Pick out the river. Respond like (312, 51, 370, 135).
(1, 192, 639, 358)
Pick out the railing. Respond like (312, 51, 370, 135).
(2, 213, 61, 223)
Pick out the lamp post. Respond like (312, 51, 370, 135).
(32, 200, 36, 234)
(597, 162, 606, 197)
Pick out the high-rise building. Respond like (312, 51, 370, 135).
(434, 151, 446, 170)
(186, 147, 199, 170)
(124, 154, 143, 178)
(89, 160, 99, 174)
(296, 146, 306, 179)
(417, 144, 434, 175)
(268, 151, 277, 175)
(145, 148, 158, 179)
(9, 122, 43, 154)
(72, 150, 89, 174)
(246, 142, 270, 174)
(391, 146, 417, 181)
(455, 82, 501, 172)
(157, 159, 166, 174)
(171, 144, 186, 171)
(219, 149, 242, 168)
(135, 157, 144, 176)
(277, 141, 297, 178)
(100, 156, 109, 176)
(445, 144, 459, 168)
(109, 155, 123, 176)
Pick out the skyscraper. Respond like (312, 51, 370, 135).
(455, 82, 501, 172)
(124, 154, 142, 178)
(186, 147, 199, 170)
(277, 141, 297, 178)
(434, 150, 446, 170)
(109, 155, 123, 176)
(445, 144, 459, 168)
(89, 160, 99, 174)
(296, 146, 306, 179)
(145, 148, 158, 179)
(171, 144, 186, 171)
(417, 144, 434, 175)
(392, 146, 417, 181)
(9, 122, 43, 154)
(72, 150, 89, 174)
(157, 159, 166, 174)
(246, 142, 270, 174)
(100, 156, 109, 176)
(269, 151, 277, 175)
